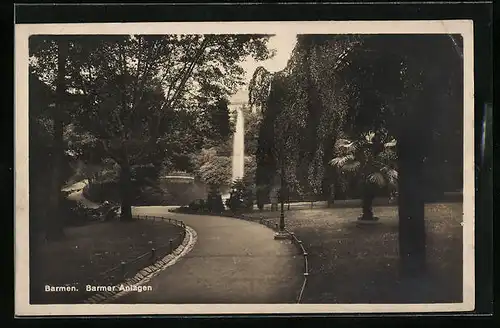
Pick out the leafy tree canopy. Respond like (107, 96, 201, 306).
(29, 34, 275, 170)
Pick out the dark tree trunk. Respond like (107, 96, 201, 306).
(327, 196, 334, 208)
(328, 171, 340, 207)
(256, 186, 265, 211)
(322, 134, 337, 207)
(359, 182, 376, 220)
(119, 163, 133, 221)
(397, 135, 426, 277)
(323, 172, 336, 208)
(46, 38, 68, 241)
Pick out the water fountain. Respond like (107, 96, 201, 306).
(231, 106, 245, 182)
(159, 104, 246, 207)
(221, 104, 246, 205)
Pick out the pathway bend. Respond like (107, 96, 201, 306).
(62, 183, 304, 304)
(112, 206, 304, 304)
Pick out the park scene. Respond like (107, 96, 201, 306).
(28, 32, 464, 305)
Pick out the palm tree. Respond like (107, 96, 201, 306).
(330, 131, 398, 221)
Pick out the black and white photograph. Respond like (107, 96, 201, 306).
(15, 20, 475, 316)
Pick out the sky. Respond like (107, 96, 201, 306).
(229, 33, 298, 105)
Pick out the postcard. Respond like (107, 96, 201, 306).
(15, 20, 474, 316)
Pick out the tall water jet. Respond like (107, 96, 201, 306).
(232, 106, 245, 182)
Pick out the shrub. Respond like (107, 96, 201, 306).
(83, 180, 121, 203)
(59, 194, 100, 226)
(226, 178, 255, 212)
(206, 190, 225, 213)
(188, 199, 206, 212)
(133, 186, 166, 206)
(171, 199, 209, 214)
(174, 192, 226, 215)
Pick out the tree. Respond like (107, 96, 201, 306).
(227, 176, 255, 212)
(29, 72, 58, 246)
(30, 36, 70, 240)
(192, 148, 232, 191)
(250, 35, 357, 206)
(340, 35, 463, 276)
(191, 148, 231, 213)
(242, 107, 262, 156)
(330, 131, 398, 221)
(30, 34, 275, 221)
(64, 123, 113, 183)
(244, 155, 257, 183)
(249, 34, 463, 278)
(206, 98, 233, 142)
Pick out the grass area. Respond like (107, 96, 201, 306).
(241, 203, 463, 304)
(30, 219, 184, 304)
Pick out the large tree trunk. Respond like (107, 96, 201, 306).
(119, 162, 133, 221)
(46, 38, 67, 241)
(397, 134, 426, 277)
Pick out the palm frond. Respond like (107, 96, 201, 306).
(329, 154, 355, 168)
(367, 172, 385, 187)
(335, 139, 357, 152)
(384, 139, 397, 148)
(364, 131, 376, 143)
(341, 160, 361, 172)
(384, 168, 399, 186)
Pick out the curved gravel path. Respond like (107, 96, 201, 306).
(111, 206, 304, 304)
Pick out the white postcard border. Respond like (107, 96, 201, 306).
(15, 20, 475, 316)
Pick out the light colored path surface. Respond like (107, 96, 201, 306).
(64, 180, 100, 209)
(62, 182, 304, 303)
(112, 206, 304, 304)
(62, 179, 90, 192)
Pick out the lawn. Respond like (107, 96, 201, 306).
(241, 202, 463, 304)
(30, 219, 184, 304)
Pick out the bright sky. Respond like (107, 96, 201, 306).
(230, 33, 297, 104)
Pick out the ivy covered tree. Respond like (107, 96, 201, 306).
(250, 35, 357, 205)
(242, 106, 262, 156)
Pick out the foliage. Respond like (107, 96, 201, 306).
(206, 188, 225, 213)
(174, 192, 224, 215)
(226, 177, 255, 212)
(250, 34, 462, 205)
(191, 148, 232, 189)
(244, 155, 257, 183)
(330, 131, 398, 193)
(248, 33, 463, 273)
(59, 194, 102, 226)
(205, 98, 234, 142)
(83, 181, 120, 203)
(30, 34, 274, 220)
(242, 107, 262, 156)
(188, 199, 207, 213)
(30, 34, 275, 167)
(29, 71, 74, 237)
